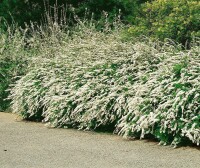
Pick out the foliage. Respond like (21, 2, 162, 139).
(0, 0, 146, 29)
(128, 0, 200, 45)
(0, 0, 43, 28)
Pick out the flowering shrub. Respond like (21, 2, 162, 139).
(9, 18, 200, 146)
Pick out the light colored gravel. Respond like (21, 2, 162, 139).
(0, 112, 199, 168)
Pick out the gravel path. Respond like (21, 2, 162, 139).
(0, 112, 199, 168)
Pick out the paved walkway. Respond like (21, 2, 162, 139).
(0, 112, 199, 168)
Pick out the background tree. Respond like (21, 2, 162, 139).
(128, 0, 200, 46)
(0, 0, 146, 28)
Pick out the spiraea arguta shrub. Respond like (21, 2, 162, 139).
(9, 16, 200, 146)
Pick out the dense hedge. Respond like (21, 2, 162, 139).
(7, 21, 200, 146)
